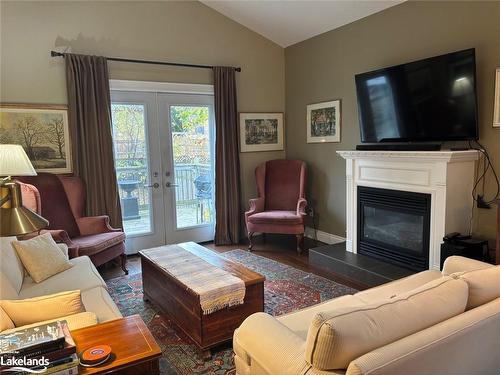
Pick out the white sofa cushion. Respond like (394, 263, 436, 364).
(442, 255, 493, 276)
(19, 256, 106, 299)
(452, 265, 500, 310)
(354, 270, 442, 304)
(81, 286, 122, 322)
(278, 295, 367, 339)
(305, 276, 468, 370)
(0, 236, 25, 296)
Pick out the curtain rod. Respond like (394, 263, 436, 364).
(50, 51, 241, 72)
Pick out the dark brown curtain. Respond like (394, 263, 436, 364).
(65, 53, 123, 229)
(213, 66, 241, 245)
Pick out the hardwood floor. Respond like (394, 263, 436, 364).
(99, 234, 367, 290)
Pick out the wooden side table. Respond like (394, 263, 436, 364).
(71, 315, 161, 375)
(496, 200, 500, 265)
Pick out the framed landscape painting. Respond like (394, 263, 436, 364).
(494, 68, 500, 128)
(307, 100, 341, 143)
(239, 113, 284, 152)
(0, 104, 72, 173)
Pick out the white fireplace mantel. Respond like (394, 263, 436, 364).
(337, 150, 479, 270)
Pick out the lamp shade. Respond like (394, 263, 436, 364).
(0, 144, 37, 177)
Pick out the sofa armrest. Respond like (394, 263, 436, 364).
(442, 256, 493, 276)
(245, 197, 265, 217)
(234, 312, 310, 375)
(297, 198, 307, 216)
(77, 216, 122, 236)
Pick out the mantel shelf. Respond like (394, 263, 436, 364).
(337, 149, 479, 163)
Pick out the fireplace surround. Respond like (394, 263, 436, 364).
(338, 150, 479, 270)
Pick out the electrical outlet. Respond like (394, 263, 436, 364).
(308, 207, 315, 217)
(477, 195, 491, 209)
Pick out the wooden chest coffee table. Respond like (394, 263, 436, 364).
(139, 242, 265, 357)
(71, 315, 161, 374)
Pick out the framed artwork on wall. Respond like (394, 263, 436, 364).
(307, 100, 341, 143)
(239, 112, 284, 152)
(494, 68, 500, 128)
(0, 104, 72, 173)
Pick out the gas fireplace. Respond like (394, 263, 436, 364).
(358, 186, 431, 271)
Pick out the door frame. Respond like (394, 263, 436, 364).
(110, 80, 215, 253)
(157, 92, 216, 244)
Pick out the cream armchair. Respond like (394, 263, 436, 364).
(234, 256, 500, 375)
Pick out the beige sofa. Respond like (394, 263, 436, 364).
(0, 236, 121, 332)
(234, 256, 500, 375)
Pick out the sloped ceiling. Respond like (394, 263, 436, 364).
(201, 0, 405, 47)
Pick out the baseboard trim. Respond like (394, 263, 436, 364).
(305, 227, 345, 245)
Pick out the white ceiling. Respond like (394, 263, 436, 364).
(201, 0, 405, 47)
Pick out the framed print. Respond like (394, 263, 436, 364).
(0, 104, 72, 173)
(239, 112, 284, 152)
(307, 100, 341, 143)
(494, 68, 500, 128)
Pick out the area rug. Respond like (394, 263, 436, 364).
(106, 250, 357, 375)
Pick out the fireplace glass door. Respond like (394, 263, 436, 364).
(358, 186, 431, 271)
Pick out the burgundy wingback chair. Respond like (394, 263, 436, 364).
(17, 173, 128, 274)
(245, 159, 307, 253)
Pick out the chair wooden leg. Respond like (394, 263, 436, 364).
(120, 253, 129, 275)
(248, 232, 254, 251)
(296, 234, 304, 254)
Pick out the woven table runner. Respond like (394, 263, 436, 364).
(142, 245, 246, 315)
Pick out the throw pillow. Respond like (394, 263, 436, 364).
(0, 305, 15, 331)
(12, 233, 73, 283)
(452, 265, 500, 309)
(0, 290, 85, 327)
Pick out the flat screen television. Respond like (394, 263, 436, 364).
(355, 48, 478, 143)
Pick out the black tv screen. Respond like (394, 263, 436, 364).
(355, 49, 478, 143)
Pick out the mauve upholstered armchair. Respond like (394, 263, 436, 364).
(17, 173, 128, 274)
(245, 159, 307, 253)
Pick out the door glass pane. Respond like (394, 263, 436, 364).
(111, 103, 152, 235)
(170, 105, 214, 228)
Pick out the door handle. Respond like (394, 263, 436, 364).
(144, 182, 160, 189)
(166, 182, 178, 188)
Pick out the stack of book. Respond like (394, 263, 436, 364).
(0, 320, 79, 374)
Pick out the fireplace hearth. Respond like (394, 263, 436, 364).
(358, 186, 431, 271)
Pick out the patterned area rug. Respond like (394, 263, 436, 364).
(106, 250, 357, 375)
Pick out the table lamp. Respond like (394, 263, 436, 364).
(0, 144, 49, 236)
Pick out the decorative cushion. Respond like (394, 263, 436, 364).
(0, 305, 15, 331)
(452, 265, 500, 310)
(12, 233, 73, 283)
(1, 290, 85, 327)
(72, 231, 126, 256)
(0, 312, 97, 334)
(248, 210, 303, 225)
(305, 276, 468, 370)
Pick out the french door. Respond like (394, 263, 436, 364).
(111, 89, 215, 253)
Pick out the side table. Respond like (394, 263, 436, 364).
(71, 315, 161, 374)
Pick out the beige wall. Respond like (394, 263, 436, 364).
(0, 0, 285, 213)
(285, 1, 500, 241)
